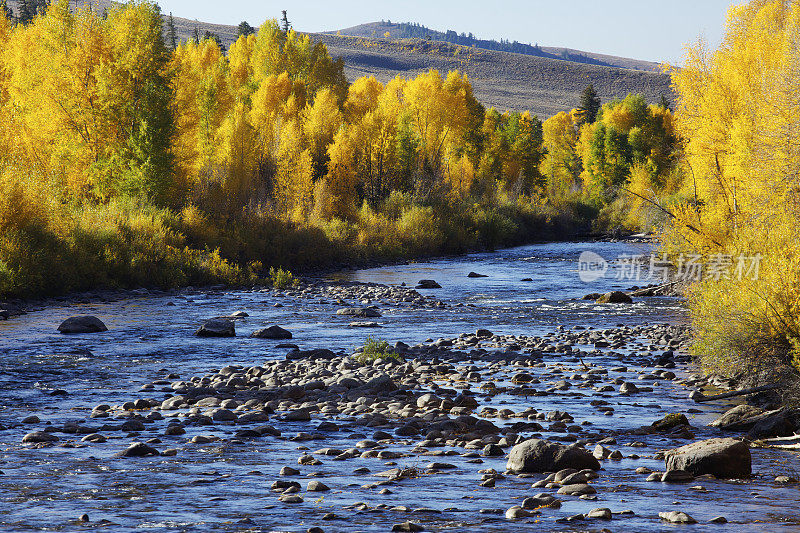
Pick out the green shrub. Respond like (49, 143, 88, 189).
(356, 336, 402, 363)
(268, 266, 296, 289)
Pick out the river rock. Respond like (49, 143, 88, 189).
(665, 437, 751, 478)
(467, 272, 488, 278)
(415, 280, 442, 289)
(557, 483, 596, 496)
(57, 316, 107, 334)
(391, 522, 425, 532)
(652, 413, 690, 431)
(586, 508, 612, 519)
(115, 442, 160, 457)
(196, 318, 235, 337)
(22, 431, 59, 443)
(252, 325, 292, 339)
(659, 511, 696, 524)
(506, 439, 600, 473)
(307, 480, 330, 491)
(709, 405, 764, 430)
(596, 291, 633, 304)
(336, 307, 381, 318)
(747, 409, 799, 439)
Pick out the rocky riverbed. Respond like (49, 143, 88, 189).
(2, 241, 800, 532)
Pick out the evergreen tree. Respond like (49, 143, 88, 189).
(192, 25, 200, 43)
(237, 20, 255, 37)
(576, 84, 601, 126)
(203, 30, 225, 53)
(166, 13, 177, 50)
(659, 94, 671, 112)
(280, 10, 290, 32)
(0, 0, 12, 21)
(17, 0, 35, 24)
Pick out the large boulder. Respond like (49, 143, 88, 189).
(595, 291, 633, 304)
(747, 409, 798, 439)
(710, 406, 799, 439)
(665, 438, 751, 478)
(251, 325, 292, 339)
(709, 405, 764, 430)
(196, 318, 235, 337)
(416, 280, 442, 289)
(336, 307, 381, 318)
(506, 439, 600, 474)
(57, 316, 107, 334)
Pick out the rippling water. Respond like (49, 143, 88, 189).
(1, 241, 799, 532)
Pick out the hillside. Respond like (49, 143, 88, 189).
(3, 3, 674, 117)
(165, 16, 674, 118)
(332, 21, 662, 72)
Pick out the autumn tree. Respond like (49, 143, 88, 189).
(667, 0, 800, 373)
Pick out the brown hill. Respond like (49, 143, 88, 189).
(3, 4, 673, 118)
(333, 21, 662, 72)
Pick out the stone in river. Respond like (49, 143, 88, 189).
(196, 318, 235, 337)
(349, 321, 381, 328)
(659, 511, 696, 524)
(115, 442, 160, 457)
(391, 522, 425, 532)
(506, 439, 600, 473)
(467, 272, 488, 278)
(652, 413, 690, 431)
(665, 437, 751, 479)
(307, 480, 330, 491)
(336, 307, 381, 318)
(415, 280, 442, 289)
(557, 484, 596, 496)
(22, 431, 59, 443)
(58, 316, 107, 334)
(251, 325, 292, 339)
(595, 291, 633, 304)
(586, 508, 612, 519)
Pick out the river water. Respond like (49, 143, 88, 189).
(0, 241, 798, 532)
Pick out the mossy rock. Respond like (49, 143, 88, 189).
(653, 413, 690, 431)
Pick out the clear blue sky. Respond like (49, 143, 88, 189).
(155, 0, 745, 64)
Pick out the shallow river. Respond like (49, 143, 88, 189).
(0, 241, 799, 532)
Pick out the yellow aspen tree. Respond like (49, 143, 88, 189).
(302, 87, 343, 180)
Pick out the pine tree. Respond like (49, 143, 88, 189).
(17, 0, 35, 24)
(192, 26, 200, 43)
(658, 94, 671, 112)
(280, 10, 290, 32)
(576, 84, 601, 126)
(238, 20, 255, 37)
(167, 13, 177, 50)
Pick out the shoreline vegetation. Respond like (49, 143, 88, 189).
(0, 1, 680, 300)
(2, 0, 798, 386)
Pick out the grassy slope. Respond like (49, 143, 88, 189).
(333, 21, 663, 72)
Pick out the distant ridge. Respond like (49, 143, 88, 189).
(331, 21, 662, 72)
(1, 4, 673, 117)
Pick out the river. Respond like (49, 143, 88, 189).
(0, 241, 798, 532)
